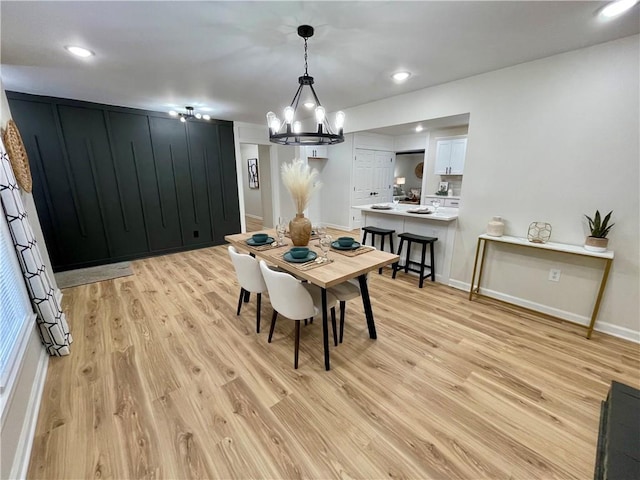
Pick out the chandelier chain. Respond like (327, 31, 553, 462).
(304, 37, 308, 76)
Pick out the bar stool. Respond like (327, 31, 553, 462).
(392, 233, 437, 288)
(362, 226, 395, 274)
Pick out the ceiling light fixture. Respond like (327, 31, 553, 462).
(599, 0, 638, 18)
(392, 71, 411, 82)
(266, 25, 345, 146)
(64, 45, 94, 58)
(169, 106, 211, 123)
(415, 125, 423, 132)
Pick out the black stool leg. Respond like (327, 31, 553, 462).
(392, 238, 404, 278)
(362, 230, 368, 246)
(405, 241, 412, 274)
(430, 241, 436, 281)
(378, 234, 385, 274)
(419, 242, 427, 288)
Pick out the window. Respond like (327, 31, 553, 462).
(0, 210, 34, 392)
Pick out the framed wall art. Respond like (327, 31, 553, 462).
(248, 158, 259, 189)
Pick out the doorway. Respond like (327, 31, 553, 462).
(239, 143, 275, 230)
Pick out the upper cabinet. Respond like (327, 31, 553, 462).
(434, 137, 467, 175)
(302, 145, 328, 159)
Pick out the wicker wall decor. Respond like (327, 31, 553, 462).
(527, 222, 552, 243)
(2, 119, 32, 192)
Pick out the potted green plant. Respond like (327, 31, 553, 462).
(584, 210, 614, 252)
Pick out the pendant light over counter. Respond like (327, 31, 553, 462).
(266, 25, 345, 146)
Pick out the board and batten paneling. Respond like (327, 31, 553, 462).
(6, 92, 240, 271)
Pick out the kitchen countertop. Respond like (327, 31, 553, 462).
(353, 204, 459, 222)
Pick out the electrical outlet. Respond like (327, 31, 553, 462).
(549, 269, 561, 282)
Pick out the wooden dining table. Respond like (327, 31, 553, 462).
(224, 230, 399, 370)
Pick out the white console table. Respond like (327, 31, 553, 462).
(469, 234, 614, 339)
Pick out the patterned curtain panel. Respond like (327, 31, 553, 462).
(0, 137, 72, 356)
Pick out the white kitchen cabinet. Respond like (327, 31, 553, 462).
(302, 145, 328, 159)
(434, 137, 467, 175)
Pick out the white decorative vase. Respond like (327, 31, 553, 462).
(584, 236, 608, 252)
(486, 216, 504, 237)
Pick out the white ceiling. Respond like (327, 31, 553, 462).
(1, 1, 638, 127)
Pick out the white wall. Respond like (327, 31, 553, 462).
(0, 80, 50, 480)
(239, 144, 262, 218)
(341, 35, 640, 339)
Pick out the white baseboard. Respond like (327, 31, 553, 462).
(55, 288, 63, 305)
(8, 347, 49, 480)
(245, 214, 263, 220)
(448, 279, 640, 344)
(325, 222, 354, 233)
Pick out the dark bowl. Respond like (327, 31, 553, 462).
(252, 233, 268, 243)
(337, 236, 355, 247)
(289, 247, 310, 259)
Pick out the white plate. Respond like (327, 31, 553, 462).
(407, 207, 435, 214)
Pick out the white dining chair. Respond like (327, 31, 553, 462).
(328, 279, 362, 344)
(259, 260, 338, 369)
(228, 246, 268, 333)
(328, 243, 376, 343)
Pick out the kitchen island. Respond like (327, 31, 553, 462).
(353, 204, 458, 284)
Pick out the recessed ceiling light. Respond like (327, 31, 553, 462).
(64, 45, 94, 58)
(392, 71, 411, 82)
(599, 0, 638, 18)
(415, 125, 423, 132)
(168, 110, 178, 116)
(303, 102, 315, 109)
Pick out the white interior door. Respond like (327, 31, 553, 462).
(374, 151, 395, 202)
(351, 149, 375, 229)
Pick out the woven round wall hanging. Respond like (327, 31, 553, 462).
(414, 161, 424, 179)
(2, 119, 33, 192)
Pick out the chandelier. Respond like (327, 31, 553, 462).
(169, 106, 211, 123)
(266, 25, 345, 146)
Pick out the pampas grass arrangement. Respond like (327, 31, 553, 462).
(281, 159, 321, 214)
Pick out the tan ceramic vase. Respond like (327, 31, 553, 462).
(289, 213, 312, 246)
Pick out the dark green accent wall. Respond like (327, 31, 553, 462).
(7, 92, 240, 271)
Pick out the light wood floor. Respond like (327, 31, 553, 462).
(28, 242, 639, 479)
(244, 215, 263, 232)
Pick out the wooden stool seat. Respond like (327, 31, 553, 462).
(392, 233, 437, 288)
(362, 226, 395, 274)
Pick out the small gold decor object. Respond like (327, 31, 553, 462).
(2, 120, 33, 192)
(527, 222, 552, 243)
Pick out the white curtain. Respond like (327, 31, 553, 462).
(0, 137, 71, 356)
